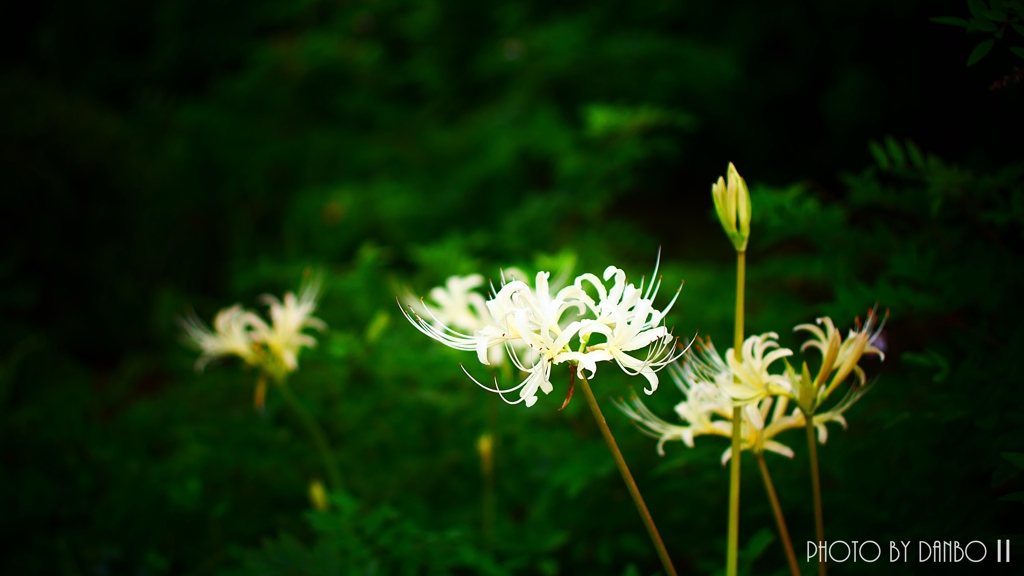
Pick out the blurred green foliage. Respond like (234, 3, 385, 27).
(2, 0, 1023, 574)
(932, 0, 1024, 66)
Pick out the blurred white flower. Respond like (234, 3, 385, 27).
(423, 275, 491, 333)
(615, 377, 730, 456)
(403, 271, 526, 367)
(249, 276, 328, 373)
(180, 304, 262, 371)
(180, 275, 328, 378)
(400, 256, 688, 407)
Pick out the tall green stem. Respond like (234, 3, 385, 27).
(756, 453, 801, 576)
(806, 419, 826, 576)
(726, 250, 746, 576)
(276, 378, 344, 492)
(734, 251, 745, 354)
(479, 429, 496, 551)
(577, 375, 678, 576)
(481, 450, 496, 551)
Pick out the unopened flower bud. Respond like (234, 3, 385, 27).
(711, 162, 752, 252)
(476, 433, 494, 477)
(309, 479, 329, 511)
(797, 361, 816, 415)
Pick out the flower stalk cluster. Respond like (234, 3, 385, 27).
(403, 258, 688, 576)
(613, 162, 886, 576)
(619, 316, 885, 576)
(617, 327, 880, 463)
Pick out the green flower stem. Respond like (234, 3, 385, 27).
(481, 435, 496, 551)
(577, 374, 678, 576)
(727, 249, 746, 576)
(806, 418, 827, 576)
(481, 364, 510, 550)
(727, 407, 741, 576)
(734, 250, 746, 354)
(276, 378, 344, 492)
(755, 452, 801, 576)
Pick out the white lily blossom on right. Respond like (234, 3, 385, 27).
(616, 357, 869, 463)
(616, 362, 801, 464)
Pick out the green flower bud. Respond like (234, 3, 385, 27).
(711, 162, 752, 252)
(786, 358, 817, 415)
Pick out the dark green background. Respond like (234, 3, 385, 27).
(2, 0, 1022, 574)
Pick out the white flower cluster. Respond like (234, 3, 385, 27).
(401, 259, 689, 407)
(617, 308, 886, 459)
(180, 277, 326, 378)
(616, 369, 805, 465)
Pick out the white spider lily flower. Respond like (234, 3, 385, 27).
(717, 396, 804, 465)
(180, 304, 262, 371)
(400, 283, 518, 368)
(680, 334, 792, 404)
(615, 380, 729, 455)
(576, 258, 686, 393)
(580, 296, 681, 393)
(401, 267, 561, 368)
(503, 282, 589, 406)
(403, 274, 509, 366)
(719, 333, 794, 403)
(616, 364, 802, 464)
(400, 257, 686, 408)
(711, 162, 752, 252)
(793, 307, 887, 412)
(249, 276, 328, 373)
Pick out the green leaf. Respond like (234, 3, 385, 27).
(968, 39, 997, 65)
(364, 309, 390, 343)
(1013, 23, 1024, 35)
(885, 137, 905, 167)
(868, 140, 890, 169)
(738, 528, 775, 568)
(969, 0, 993, 20)
(1011, 46, 1024, 57)
(1003, 452, 1024, 469)
(583, 103, 696, 137)
(930, 16, 970, 27)
(970, 17, 998, 31)
(905, 139, 926, 168)
(999, 492, 1024, 502)
(984, 9, 1009, 20)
